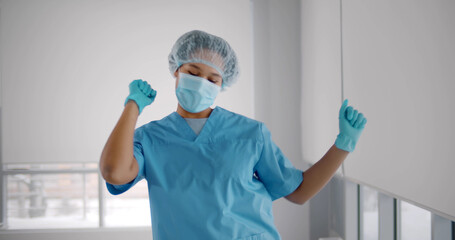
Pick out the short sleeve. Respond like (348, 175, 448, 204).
(254, 123, 304, 201)
(106, 129, 146, 195)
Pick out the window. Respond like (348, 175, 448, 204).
(400, 200, 431, 240)
(105, 180, 150, 227)
(360, 185, 379, 240)
(2, 163, 150, 229)
(7, 172, 98, 229)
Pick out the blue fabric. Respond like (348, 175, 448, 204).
(176, 72, 221, 113)
(184, 118, 208, 135)
(106, 107, 303, 240)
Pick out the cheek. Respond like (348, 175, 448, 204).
(174, 70, 180, 89)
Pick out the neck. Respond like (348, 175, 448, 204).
(176, 105, 213, 118)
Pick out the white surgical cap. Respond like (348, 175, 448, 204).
(168, 30, 239, 89)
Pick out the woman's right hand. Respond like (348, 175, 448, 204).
(124, 79, 157, 114)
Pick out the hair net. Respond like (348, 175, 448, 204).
(168, 30, 239, 89)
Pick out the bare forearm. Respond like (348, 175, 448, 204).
(285, 144, 349, 204)
(100, 101, 139, 184)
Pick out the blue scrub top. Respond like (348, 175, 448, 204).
(106, 106, 303, 240)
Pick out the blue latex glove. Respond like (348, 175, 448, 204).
(334, 99, 367, 152)
(124, 79, 157, 114)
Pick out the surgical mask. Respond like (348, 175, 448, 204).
(176, 72, 221, 113)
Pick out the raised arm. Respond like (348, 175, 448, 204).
(99, 79, 156, 185)
(285, 145, 348, 205)
(285, 99, 367, 205)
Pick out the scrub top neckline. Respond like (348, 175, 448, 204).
(170, 106, 220, 142)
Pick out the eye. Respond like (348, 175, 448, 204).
(208, 78, 219, 84)
(188, 71, 197, 76)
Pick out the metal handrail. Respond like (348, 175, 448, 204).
(3, 168, 98, 175)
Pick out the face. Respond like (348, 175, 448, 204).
(174, 62, 223, 88)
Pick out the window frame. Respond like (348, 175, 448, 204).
(340, 178, 454, 240)
(0, 164, 105, 230)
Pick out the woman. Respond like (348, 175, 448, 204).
(100, 30, 367, 239)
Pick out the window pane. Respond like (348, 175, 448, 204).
(361, 185, 379, 240)
(104, 180, 150, 227)
(7, 173, 99, 229)
(400, 200, 431, 240)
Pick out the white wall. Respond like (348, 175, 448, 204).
(0, 0, 253, 164)
(1, 0, 318, 240)
(300, 1, 345, 238)
(300, 1, 455, 239)
(252, 0, 310, 239)
(301, 0, 342, 168)
(342, 0, 455, 221)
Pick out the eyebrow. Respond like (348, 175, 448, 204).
(188, 64, 222, 78)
